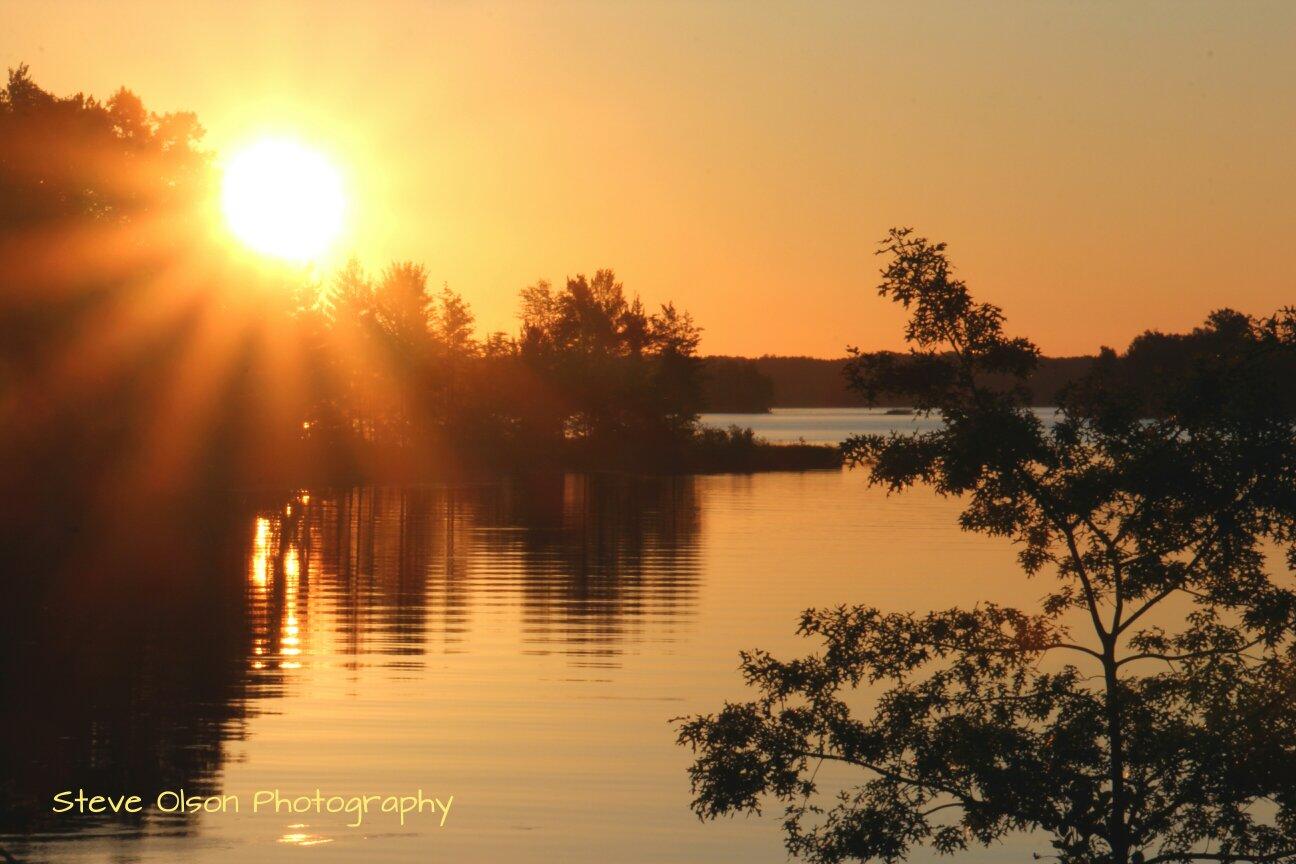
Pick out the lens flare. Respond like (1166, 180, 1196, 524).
(221, 138, 345, 263)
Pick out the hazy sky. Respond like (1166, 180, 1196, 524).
(4, 1, 1293, 356)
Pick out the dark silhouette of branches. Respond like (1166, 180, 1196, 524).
(678, 228, 1296, 864)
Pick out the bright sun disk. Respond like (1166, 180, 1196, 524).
(221, 138, 346, 263)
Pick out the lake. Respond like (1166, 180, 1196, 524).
(1, 410, 1048, 863)
(700, 406, 1064, 444)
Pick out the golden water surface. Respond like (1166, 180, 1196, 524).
(3, 468, 1044, 863)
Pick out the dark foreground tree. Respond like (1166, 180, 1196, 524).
(678, 228, 1296, 864)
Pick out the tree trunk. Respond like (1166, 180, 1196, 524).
(1104, 643, 1130, 864)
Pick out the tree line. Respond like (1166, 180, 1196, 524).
(703, 331, 1276, 414)
(0, 66, 836, 515)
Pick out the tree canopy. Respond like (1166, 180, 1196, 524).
(0, 63, 207, 235)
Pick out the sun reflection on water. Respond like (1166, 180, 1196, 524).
(251, 517, 271, 587)
(277, 831, 334, 846)
(247, 502, 312, 674)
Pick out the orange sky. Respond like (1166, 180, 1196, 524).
(4, 1, 1293, 357)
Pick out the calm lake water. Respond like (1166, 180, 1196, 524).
(701, 406, 940, 444)
(701, 406, 1062, 444)
(2, 410, 1051, 863)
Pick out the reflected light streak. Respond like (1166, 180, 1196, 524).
(277, 832, 333, 846)
(251, 517, 271, 587)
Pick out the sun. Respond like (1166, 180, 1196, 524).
(221, 137, 346, 263)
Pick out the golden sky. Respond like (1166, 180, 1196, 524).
(4, 0, 1293, 357)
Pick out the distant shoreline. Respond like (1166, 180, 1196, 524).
(702, 354, 1095, 412)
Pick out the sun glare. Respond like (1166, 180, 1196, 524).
(221, 138, 346, 263)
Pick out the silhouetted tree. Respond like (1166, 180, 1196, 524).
(0, 66, 225, 507)
(678, 228, 1296, 864)
(374, 261, 431, 346)
(514, 270, 704, 451)
(430, 283, 476, 357)
(0, 64, 206, 233)
(316, 260, 385, 442)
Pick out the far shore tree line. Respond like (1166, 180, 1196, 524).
(705, 329, 1275, 413)
(703, 354, 1093, 411)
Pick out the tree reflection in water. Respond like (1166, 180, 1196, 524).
(0, 473, 699, 855)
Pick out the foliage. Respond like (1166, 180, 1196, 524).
(0, 69, 751, 483)
(0, 65, 227, 503)
(678, 227, 1296, 864)
(514, 270, 705, 447)
(0, 64, 207, 232)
